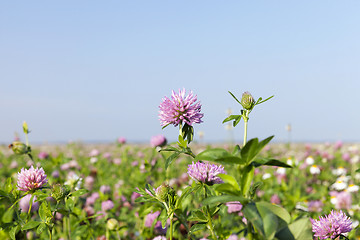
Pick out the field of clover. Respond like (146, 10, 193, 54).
(0, 89, 359, 240)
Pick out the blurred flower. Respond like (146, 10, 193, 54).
(84, 176, 95, 190)
(308, 200, 324, 212)
(309, 165, 321, 175)
(144, 211, 160, 228)
(187, 161, 226, 185)
(90, 157, 98, 164)
(103, 152, 112, 160)
(311, 210, 352, 239)
(89, 149, 100, 157)
(64, 173, 82, 190)
(153, 236, 166, 240)
(270, 194, 281, 205)
(275, 167, 286, 183)
(10, 160, 18, 169)
(96, 211, 106, 220)
(331, 180, 347, 191)
(100, 185, 111, 194)
(227, 235, 239, 240)
(131, 192, 141, 203)
(159, 89, 204, 127)
(305, 156, 314, 165)
(226, 201, 243, 213)
(342, 153, 351, 162)
(19, 194, 39, 212)
(52, 170, 60, 178)
(106, 218, 119, 230)
(330, 191, 352, 210)
(332, 167, 347, 176)
(113, 158, 121, 165)
(334, 141, 343, 150)
(60, 163, 70, 171)
(117, 137, 126, 144)
(38, 151, 49, 160)
(350, 155, 360, 164)
(17, 166, 48, 191)
(101, 200, 114, 212)
(131, 160, 139, 166)
(86, 192, 100, 206)
(346, 184, 359, 193)
(150, 135, 167, 147)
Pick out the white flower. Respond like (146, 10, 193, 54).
(286, 158, 293, 166)
(352, 220, 359, 229)
(90, 157, 98, 164)
(330, 196, 338, 205)
(65, 173, 82, 190)
(262, 173, 271, 180)
(305, 156, 314, 165)
(331, 180, 347, 191)
(276, 167, 286, 175)
(347, 184, 359, 192)
(309, 165, 320, 175)
(337, 175, 351, 183)
(351, 156, 360, 164)
(332, 167, 347, 176)
(295, 202, 308, 212)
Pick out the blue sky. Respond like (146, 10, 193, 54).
(1, 1, 359, 144)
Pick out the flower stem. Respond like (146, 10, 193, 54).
(204, 186, 217, 240)
(27, 195, 34, 223)
(243, 110, 249, 147)
(169, 214, 174, 240)
(247, 223, 253, 240)
(48, 227, 52, 240)
(179, 123, 183, 138)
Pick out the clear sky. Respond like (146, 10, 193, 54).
(1, 1, 359, 144)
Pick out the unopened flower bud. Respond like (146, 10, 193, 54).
(106, 218, 119, 230)
(9, 141, 29, 155)
(23, 121, 30, 134)
(241, 91, 255, 110)
(155, 184, 175, 202)
(51, 184, 71, 201)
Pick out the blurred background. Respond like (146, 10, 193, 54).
(1, 1, 359, 144)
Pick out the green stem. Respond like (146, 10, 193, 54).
(48, 227, 52, 240)
(106, 228, 110, 240)
(204, 186, 217, 240)
(66, 215, 71, 240)
(26, 194, 34, 223)
(169, 214, 174, 240)
(179, 123, 183, 138)
(247, 223, 253, 240)
(25, 132, 29, 146)
(243, 110, 249, 147)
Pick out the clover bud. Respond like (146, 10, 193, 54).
(23, 121, 30, 134)
(155, 184, 175, 203)
(51, 184, 71, 201)
(9, 141, 29, 155)
(106, 218, 119, 230)
(241, 91, 255, 110)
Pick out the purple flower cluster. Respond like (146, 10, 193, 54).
(17, 166, 48, 191)
(187, 161, 226, 185)
(159, 89, 204, 127)
(311, 210, 352, 239)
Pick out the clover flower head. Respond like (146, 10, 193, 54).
(311, 210, 352, 239)
(17, 166, 48, 191)
(150, 135, 167, 147)
(159, 89, 204, 127)
(187, 161, 226, 185)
